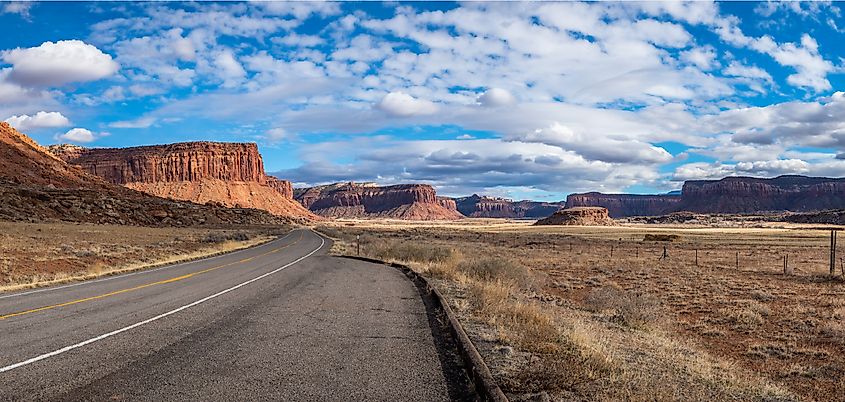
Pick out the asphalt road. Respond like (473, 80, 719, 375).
(0, 229, 473, 401)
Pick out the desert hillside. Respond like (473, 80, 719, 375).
(49, 142, 316, 220)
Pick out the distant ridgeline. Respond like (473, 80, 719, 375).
(565, 175, 845, 217)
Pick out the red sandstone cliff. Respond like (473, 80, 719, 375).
(452, 194, 563, 218)
(535, 207, 615, 226)
(436, 196, 460, 214)
(677, 175, 845, 213)
(0, 122, 288, 226)
(49, 142, 315, 220)
(294, 182, 463, 220)
(564, 192, 681, 217)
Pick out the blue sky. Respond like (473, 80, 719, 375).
(2, 1, 845, 200)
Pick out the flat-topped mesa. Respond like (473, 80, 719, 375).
(49, 141, 315, 220)
(535, 206, 616, 226)
(453, 194, 564, 218)
(678, 175, 845, 213)
(565, 192, 682, 218)
(0, 123, 289, 226)
(49, 142, 266, 185)
(294, 182, 463, 220)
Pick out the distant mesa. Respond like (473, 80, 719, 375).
(294, 182, 463, 220)
(451, 194, 564, 218)
(565, 176, 845, 217)
(0, 122, 288, 226)
(535, 207, 615, 226)
(48, 141, 316, 220)
(564, 192, 681, 218)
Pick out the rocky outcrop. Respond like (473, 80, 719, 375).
(0, 122, 290, 226)
(436, 196, 460, 213)
(453, 194, 564, 218)
(564, 192, 681, 217)
(49, 142, 315, 220)
(677, 175, 845, 213)
(535, 207, 615, 226)
(294, 182, 463, 220)
(265, 176, 294, 199)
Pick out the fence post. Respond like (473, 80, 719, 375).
(735, 251, 738, 269)
(356, 235, 360, 256)
(610, 245, 614, 258)
(695, 249, 698, 266)
(830, 230, 837, 275)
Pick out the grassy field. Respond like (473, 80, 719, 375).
(0, 221, 290, 292)
(319, 219, 845, 402)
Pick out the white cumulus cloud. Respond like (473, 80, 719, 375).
(376, 91, 438, 117)
(4, 111, 70, 131)
(478, 88, 517, 107)
(2, 40, 119, 87)
(56, 127, 100, 143)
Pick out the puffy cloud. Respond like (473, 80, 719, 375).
(56, 127, 100, 143)
(680, 46, 719, 70)
(672, 159, 811, 181)
(276, 137, 661, 196)
(376, 92, 438, 117)
(515, 122, 673, 164)
(4, 111, 70, 131)
(272, 33, 325, 47)
(478, 88, 517, 107)
(2, 40, 119, 86)
(212, 50, 246, 87)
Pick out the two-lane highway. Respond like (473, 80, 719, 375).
(0, 229, 472, 401)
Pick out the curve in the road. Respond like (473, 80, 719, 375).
(0, 232, 323, 374)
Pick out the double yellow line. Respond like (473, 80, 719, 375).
(0, 232, 303, 321)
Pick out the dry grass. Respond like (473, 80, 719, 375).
(322, 218, 844, 401)
(0, 221, 287, 292)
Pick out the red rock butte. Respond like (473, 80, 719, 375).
(535, 206, 616, 226)
(0, 122, 288, 226)
(294, 182, 463, 220)
(48, 141, 316, 220)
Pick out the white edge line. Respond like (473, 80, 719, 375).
(0, 231, 297, 300)
(0, 232, 325, 374)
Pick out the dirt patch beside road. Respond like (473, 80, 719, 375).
(0, 221, 290, 291)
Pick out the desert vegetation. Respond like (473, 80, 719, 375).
(0, 221, 288, 292)
(318, 220, 845, 401)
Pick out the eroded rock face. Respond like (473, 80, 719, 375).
(564, 192, 681, 217)
(294, 182, 463, 220)
(678, 175, 845, 213)
(48, 142, 314, 219)
(535, 207, 615, 226)
(0, 123, 291, 226)
(453, 194, 563, 218)
(436, 196, 459, 212)
(49, 142, 266, 184)
(265, 176, 294, 199)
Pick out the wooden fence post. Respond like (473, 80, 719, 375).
(830, 230, 837, 275)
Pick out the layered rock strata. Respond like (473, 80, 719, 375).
(534, 207, 615, 226)
(294, 182, 463, 220)
(49, 142, 314, 219)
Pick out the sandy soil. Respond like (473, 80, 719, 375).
(0, 221, 290, 291)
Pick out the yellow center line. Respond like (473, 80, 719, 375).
(0, 232, 304, 321)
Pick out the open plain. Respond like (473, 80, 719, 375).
(322, 219, 845, 401)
